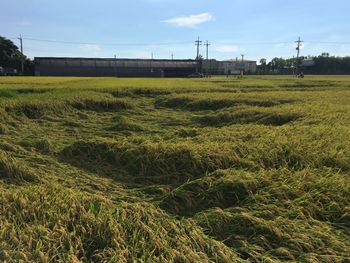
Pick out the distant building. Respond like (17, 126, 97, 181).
(202, 59, 257, 75)
(34, 57, 198, 77)
(0, 67, 18, 76)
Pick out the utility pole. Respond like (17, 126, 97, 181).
(171, 53, 174, 60)
(295, 36, 303, 76)
(114, 54, 117, 77)
(195, 37, 202, 60)
(240, 54, 244, 78)
(150, 52, 154, 73)
(205, 41, 210, 60)
(18, 35, 24, 75)
(235, 57, 238, 76)
(204, 41, 210, 77)
(195, 37, 202, 73)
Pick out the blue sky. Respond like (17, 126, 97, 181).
(1, 0, 349, 62)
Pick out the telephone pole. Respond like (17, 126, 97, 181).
(195, 37, 202, 73)
(205, 41, 210, 60)
(240, 54, 244, 78)
(114, 54, 117, 77)
(295, 37, 303, 75)
(18, 35, 24, 75)
(195, 37, 202, 60)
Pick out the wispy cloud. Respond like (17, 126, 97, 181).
(129, 51, 154, 59)
(162, 13, 214, 28)
(79, 44, 101, 52)
(274, 42, 304, 50)
(215, 45, 245, 53)
(144, 0, 171, 2)
(16, 21, 31, 26)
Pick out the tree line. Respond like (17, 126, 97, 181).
(1, 35, 350, 75)
(0, 36, 33, 75)
(258, 53, 350, 75)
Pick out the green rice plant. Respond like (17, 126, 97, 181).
(197, 109, 300, 127)
(0, 184, 240, 262)
(3, 100, 71, 119)
(70, 98, 133, 112)
(175, 128, 200, 138)
(60, 139, 245, 185)
(106, 116, 144, 132)
(0, 150, 38, 183)
(0, 75, 349, 262)
(155, 94, 297, 111)
(34, 139, 51, 154)
(15, 88, 51, 94)
(0, 90, 17, 98)
(161, 169, 268, 216)
(190, 168, 350, 262)
(110, 87, 171, 97)
(155, 96, 250, 111)
(0, 124, 8, 134)
(0, 142, 22, 153)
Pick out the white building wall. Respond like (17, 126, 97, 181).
(220, 60, 257, 74)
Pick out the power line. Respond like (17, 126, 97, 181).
(6, 36, 350, 47)
(8, 37, 350, 46)
(295, 36, 303, 75)
(213, 40, 350, 46)
(214, 41, 293, 45)
(241, 54, 244, 78)
(205, 41, 210, 60)
(18, 35, 24, 75)
(195, 36, 202, 60)
(11, 37, 193, 47)
(194, 37, 202, 73)
(306, 41, 350, 45)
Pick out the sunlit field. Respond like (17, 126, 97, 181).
(0, 76, 349, 262)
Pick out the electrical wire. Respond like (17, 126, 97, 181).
(17, 37, 193, 47)
(6, 36, 350, 46)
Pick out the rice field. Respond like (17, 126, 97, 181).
(0, 75, 349, 262)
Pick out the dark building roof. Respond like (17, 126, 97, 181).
(34, 57, 198, 77)
(34, 57, 197, 68)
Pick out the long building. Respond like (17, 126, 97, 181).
(202, 59, 257, 75)
(34, 57, 198, 77)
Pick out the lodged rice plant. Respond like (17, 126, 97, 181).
(0, 150, 38, 184)
(0, 184, 240, 262)
(0, 75, 349, 262)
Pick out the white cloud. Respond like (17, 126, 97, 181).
(144, 0, 171, 2)
(162, 13, 213, 28)
(79, 44, 101, 52)
(274, 43, 287, 48)
(215, 45, 244, 53)
(16, 21, 31, 26)
(274, 42, 304, 50)
(128, 51, 153, 59)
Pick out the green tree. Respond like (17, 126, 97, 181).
(0, 36, 33, 75)
(259, 58, 267, 74)
(0, 36, 22, 68)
